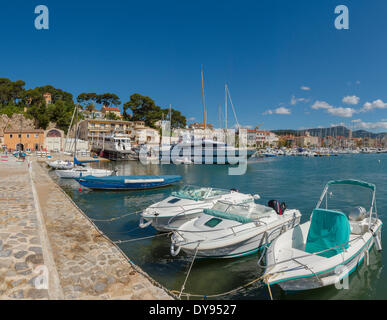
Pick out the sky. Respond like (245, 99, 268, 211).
(1, 0, 387, 132)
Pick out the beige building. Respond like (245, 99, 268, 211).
(295, 131, 320, 147)
(78, 119, 160, 147)
(133, 122, 160, 146)
(101, 106, 122, 119)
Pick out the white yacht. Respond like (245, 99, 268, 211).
(94, 133, 132, 152)
(139, 185, 258, 231)
(156, 136, 255, 165)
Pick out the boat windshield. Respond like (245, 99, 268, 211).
(318, 182, 375, 219)
(171, 185, 230, 201)
(211, 201, 275, 220)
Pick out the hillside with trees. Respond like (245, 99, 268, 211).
(0, 77, 187, 133)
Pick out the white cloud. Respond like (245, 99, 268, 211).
(290, 95, 309, 105)
(326, 107, 356, 118)
(330, 122, 346, 127)
(263, 107, 291, 115)
(360, 99, 387, 112)
(352, 120, 387, 130)
(300, 86, 311, 91)
(311, 101, 333, 110)
(356, 80, 360, 85)
(311, 100, 355, 117)
(342, 95, 360, 105)
(188, 117, 196, 121)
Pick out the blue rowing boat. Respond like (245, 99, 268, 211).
(75, 175, 182, 190)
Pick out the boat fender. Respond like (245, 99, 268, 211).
(170, 242, 181, 256)
(139, 217, 152, 228)
(371, 228, 382, 251)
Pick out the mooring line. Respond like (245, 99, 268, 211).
(90, 210, 142, 222)
(178, 243, 200, 299)
(113, 232, 172, 244)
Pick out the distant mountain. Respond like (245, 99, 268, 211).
(272, 126, 387, 139)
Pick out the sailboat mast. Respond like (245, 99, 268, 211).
(225, 83, 228, 144)
(74, 104, 78, 158)
(225, 83, 227, 130)
(169, 104, 172, 145)
(201, 66, 206, 130)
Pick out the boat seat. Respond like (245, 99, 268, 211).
(305, 209, 351, 258)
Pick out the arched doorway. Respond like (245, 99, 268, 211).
(16, 143, 24, 151)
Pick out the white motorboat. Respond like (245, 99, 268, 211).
(139, 185, 258, 232)
(264, 179, 383, 291)
(47, 160, 74, 170)
(55, 165, 113, 178)
(170, 200, 301, 259)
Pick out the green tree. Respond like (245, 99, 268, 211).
(123, 93, 162, 127)
(0, 78, 26, 106)
(161, 108, 186, 128)
(94, 93, 121, 107)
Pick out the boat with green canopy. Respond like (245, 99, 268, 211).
(263, 179, 383, 291)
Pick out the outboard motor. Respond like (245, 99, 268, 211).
(268, 200, 286, 215)
(348, 206, 367, 221)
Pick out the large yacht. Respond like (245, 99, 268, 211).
(150, 135, 255, 164)
(94, 133, 132, 152)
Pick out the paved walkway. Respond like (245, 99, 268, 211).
(0, 156, 172, 300)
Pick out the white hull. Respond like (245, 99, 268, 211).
(140, 188, 256, 232)
(55, 167, 113, 178)
(175, 210, 301, 258)
(265, 220, 382, 291)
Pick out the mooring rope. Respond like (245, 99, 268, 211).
(89, 210, 142, 222)
(178, 243, 200, 299)
(170, 273, 272, 300)
(113, 232, 172, 244)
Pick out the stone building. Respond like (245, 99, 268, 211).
(44, 128, 65, 152)
(4, 129, 45, 151)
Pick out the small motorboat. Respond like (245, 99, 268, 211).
(75, 175, 182, 190)
(170, 199, 301, 258)
(139, 185, 259, 231)
(55, 165, 113, 178)
(264, 179, 383, 291)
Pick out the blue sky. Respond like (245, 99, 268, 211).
(1, 0, 387, 131)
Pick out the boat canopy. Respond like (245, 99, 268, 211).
(326, 179, 375, 191)
(305, 208, 351, 258)
(203, 208, 253, 224)
(74, 156, 100, 165)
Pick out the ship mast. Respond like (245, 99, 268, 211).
(201, 66, 206, 130)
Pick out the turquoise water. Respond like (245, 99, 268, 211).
(51, 154, 387, 300)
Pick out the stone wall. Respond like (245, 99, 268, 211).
(0, 114, 57, 135)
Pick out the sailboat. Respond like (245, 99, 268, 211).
(55, 105, 113, 178)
